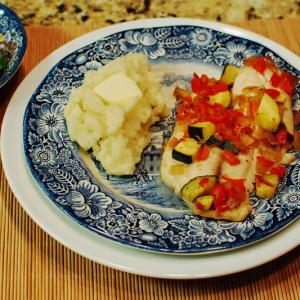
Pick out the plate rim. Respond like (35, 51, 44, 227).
(1, 18, 300, 278)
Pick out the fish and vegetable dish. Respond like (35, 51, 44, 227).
(65, 53, 299, 222)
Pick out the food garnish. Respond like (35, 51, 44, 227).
(0, 34, 17, 77)
(161, 55, 298, 221)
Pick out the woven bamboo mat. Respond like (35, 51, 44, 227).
(0, 19, 300, 300)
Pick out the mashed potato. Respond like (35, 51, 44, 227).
(64, 53, 166, 175)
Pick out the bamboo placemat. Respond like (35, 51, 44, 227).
(0, 19, 300, 300)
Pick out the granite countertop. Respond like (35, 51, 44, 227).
(2, 0, 300, 27)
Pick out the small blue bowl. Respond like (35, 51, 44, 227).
(0, 3, 27, 88)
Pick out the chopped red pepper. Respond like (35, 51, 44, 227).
(207, 104, 231, 125)
(221, 176, 245, 189)
(195, 144, 210, 161)
(199, 177, 209, 187)
(256, 175, 275, 186)
(249, 99, 260, 118)
(222, 150, 241, 165)
(191, 72, 229, 97)
(227, 187, 246, 205)
(195, 201, 203, 210)
(270, 71, 296, 94)
(176, 109, 188, 121)
(245, 56, 278, 74)
(278, 71, 296, 94)
(191, 73, 203, 94)
(265, 88, 280, 99)
(256, 155, 274, 174)
(270, 72, 280, 87)
(269, 166, 286, 178)
(252, 57, 268, 74)
(211, 82, 228, 94)
(222, 177, 247, 203)
(241, 126, 253, 135)
(209, 184, 228, 212)
(275, 127, 294, 146)
(229, 110, 244, 120)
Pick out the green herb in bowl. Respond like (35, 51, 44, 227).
(0, 33, 17, 77)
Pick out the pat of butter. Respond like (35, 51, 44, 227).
(94, 72, 142, 105)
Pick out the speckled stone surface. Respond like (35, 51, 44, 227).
(2, 0, 300, 26)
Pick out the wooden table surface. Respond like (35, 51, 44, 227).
(0, 19, 300, 300)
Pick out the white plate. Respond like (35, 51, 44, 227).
(1, 18, 300, 278)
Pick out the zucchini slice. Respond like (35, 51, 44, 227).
(205, 135, 220, 145)
(188, 121, 216, 141)
(180, 176, 217, 202)
(220, 64, 240, 86)
(194, 195, 215, 210)
(257, 93, 281, 132)
(256, 182, 276, 198)
(209, 90, 231, 108)
(256, 174, 279, 198)
(219, 140, 239, 154)
(172, 138, 200, 164)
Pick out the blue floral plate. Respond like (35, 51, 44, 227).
(0, 3, 27, 88)
(22, 19, 300, 254)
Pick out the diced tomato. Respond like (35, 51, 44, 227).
(182, 96, 192, 104)
(242, 126, 253, 135)
(227, 186, 246, 205)
(191, 73, 213, 96)
(199, 177, 209, 187)
(249, 99, 260, 118)
(265, 88, 280, 99)
(195, 144, 210, 161)
(210, 184, 226, 199)
(278, 71, 296, 94)
(214, 203, 228, 213)
(222, 177, 247, 205)
(209, 184, 228, 212)
(211, 82, 228, 94)
(195, 101, 210, 120)
(269, 71, 295, 94)
(229, 110, 244, 120)
(256, 155, 274, 174)
(200, 74, 209, 84)
(191, 72, 230, 97)
(191, 73, 202, 93)
(252, 57, 268, 74)
(275, 127, 294, 146)
(270, 72, 280, 87)
(207, 104, 231, 125)
(216, 124, 235, 142)
(269, 166, 286, 178)
(255, 175, 275, 186)
(244, 56, 278, 74)
(176, 105, 189, 121)
(233, 117, 252, 139)
(221, 176, 245, 190)
(222, 150, 241, 165)
(195, 201, 203, 210)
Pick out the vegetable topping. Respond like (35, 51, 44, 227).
(170, 55, 298, 205)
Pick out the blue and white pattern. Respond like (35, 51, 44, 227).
(66, 180, 112, 219)
(214, 42, 257, 67)
(35, 103, 66, 142)
(187, 28, 215, 50)
(0, 4, 27, 88)
(23, 24, 300, 253)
